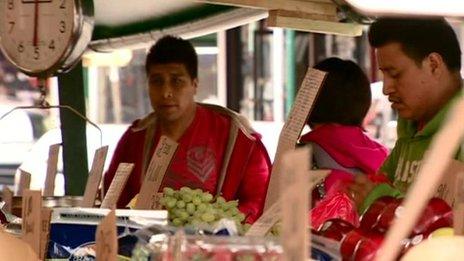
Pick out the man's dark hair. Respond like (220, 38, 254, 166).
(308, 57, 371, 126)
(368, 17, 461, 72)
(145, 35, 198, 79)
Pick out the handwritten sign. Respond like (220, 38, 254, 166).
(2, 186, 13, 213)
(264, 68, 326, 210)
(135, 136, 178, 209)
(245, 198, 281, 236)
(96, 209, 117, 261)
(246, 169, 328, 236)
(43, 144, 60, 197)
(435, 160, 464, 207)
(17, 169, 31, 196)
(81, 146, 109, 207)
(453, 171, 464, 235)
(281, 147, 311, 261)
(40, 207, 52, 260)
(100, 163, 134, 209)
(21, 189, 42, 257)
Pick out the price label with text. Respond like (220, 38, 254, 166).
(136, 136, 178, 209)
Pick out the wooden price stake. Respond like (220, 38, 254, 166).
(453, 172, 464, 235)
(2, 186, 13, 213)
(281, 147, 311, 261)
(435, 160, 464, 207)
(21, 189, 42, 258)
(40, 207, 52, 261)
(100, 163, 134, 209)
(309, 169, 330, 185)
(96, 209, 117, 261)
(81, 146, 109, 207)
(378, 97, 464, 261)
(135, 136, 178, 210)
(43, 143, 60, 197)
(246, 170, 329, 237)
(17, 169, 31, 196)
(245, 198, 281, 236)
(264, 68, 326, 210)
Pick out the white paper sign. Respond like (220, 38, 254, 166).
(135, 136, 178, 209)
(264, 68, 326, 210)
(247, 169, 329, 237)
(44, 143, 60, 197)
(245, 198, 281, 236)
(281, 147, 311, 261)
(81, 146, 109, 207)
(17, 169, 31, 196)
(21, 189, 42, 257)
(100, 163, 134, 209)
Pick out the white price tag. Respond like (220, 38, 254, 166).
(81, 146, 109, 207)
(265, 68, 326, 210)
(135, 136, 178, 209)
(44, 143, 60, 197)
(281, 147, 311, 261)
(100, 163, 134, 209)
(17, 169, 31, 196)
(21, 189, 42, 257)
(245, 199, 281, 236)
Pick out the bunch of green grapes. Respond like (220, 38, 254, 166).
(160, 187, 246, 229)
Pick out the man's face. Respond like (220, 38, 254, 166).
(377, 42, 442, 122)
(147, 63, 197, 122)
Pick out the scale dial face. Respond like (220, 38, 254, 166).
(0, 0, 77, 76)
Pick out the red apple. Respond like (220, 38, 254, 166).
(353, 233, 384, 261)
(371, 199, 402, 233)
(360, 196, 396, 231)
(340, 229, 385, 261)
(340, 229, 365, 259)
(411, 198, 452, 236)
(318, 219, 355, 241)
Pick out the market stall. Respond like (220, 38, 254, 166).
(1, 0, 464, 260)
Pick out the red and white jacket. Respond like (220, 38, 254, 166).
(104, 104, 272, 223)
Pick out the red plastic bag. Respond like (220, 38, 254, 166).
(310, 191, 360, 230)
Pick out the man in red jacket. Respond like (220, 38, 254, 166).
(103, 35, 272, 223)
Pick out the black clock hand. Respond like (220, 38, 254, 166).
(33, 0, 39, 46)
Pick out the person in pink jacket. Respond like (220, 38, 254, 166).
(299, 57, 389, 228)
(104, 35, 271, 223)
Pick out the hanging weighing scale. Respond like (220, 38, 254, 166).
(0, 0, 94, 77)
(0, 0, 100, 140)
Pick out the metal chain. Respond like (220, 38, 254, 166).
(37, 77, 50, 107)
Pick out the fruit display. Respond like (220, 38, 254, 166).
(358, 197, 452, 238)
(179, 235, 283, 260)
(313, 219, 355, 241)
(340, 229, 384, 261)
(131, 230, 283, 261)
(159, 187, 246, 232)
(313, 196, 453, 260)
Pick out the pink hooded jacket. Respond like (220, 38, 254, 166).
(300, 124, 388, 228)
